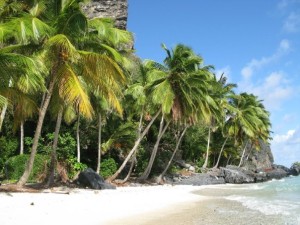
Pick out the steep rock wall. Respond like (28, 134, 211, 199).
(243, 140, 274, 171)
(82, 0, 128, 30)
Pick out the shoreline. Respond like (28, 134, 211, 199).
(0, 182, 291, 225)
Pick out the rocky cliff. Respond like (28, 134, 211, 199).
(243, 140, 274, 171)
(82, 0, 128, 30)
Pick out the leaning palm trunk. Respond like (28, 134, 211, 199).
(17, 79, 55, 186)
(246, 143, 254, 161)
(139, 115, 170, 181)
(121, 110, 144, 183)
(76, 116, 80, 163)
(20, 121, 24, 155)
(121, 152, 136, 183)
(0, 103, 8, 131)
(226, 154, 231, 166)
(157, 125, 188, 184)
(238, 139, 249, 167)
(202, 127, 211, 169)
(107, 109, 161, 182)
(96, 113, 102, 174)
(213, 136, 229, 168)
(46, 109, 63, 187)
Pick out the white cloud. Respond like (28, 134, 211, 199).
(215, 66, 231, 81)
(240, 40, 291, 79)
(273, 129, 296, 143)
(279, 39, 291, 51)
(271, 128, 300, 166)
(239, 71, 294, 110)
(283, 12, 300, 33)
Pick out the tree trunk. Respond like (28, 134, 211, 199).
(96, 113, 102, 174)
(246, 143, 254, 160)
(157, 125, 188, 184)
(17, 79, 55, 186)
(226, 154, 231, 167)
(238, 139, 249, 167)
(0, 103, 8, 132)
(20, 121, 24, 155)
(121, 111, 144, 183)
(76, 116, 80, 163)
(46, 109, 63, 187)
(139, 115, 170, 181)
(202, 127, 211, 169)
(107, 109, 161, 182)
(121, 153, 136, 183)
(213, 136, 229, 168)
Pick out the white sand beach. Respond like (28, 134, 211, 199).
(0, 183, 287, 225)
(0, 185, 205, 225)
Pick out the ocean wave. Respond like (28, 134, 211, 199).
(225, 195, 299, 216)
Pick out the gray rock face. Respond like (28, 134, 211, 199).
(243, 140, 274, 171)
(290, 163, 300, 176)
(265, 166, 288, 180)
(221, 166, 255, 184)
(82, 0, 128, 29)
(174, 173, 225, 186)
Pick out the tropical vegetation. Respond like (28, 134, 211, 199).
(0, 0, 272, 187)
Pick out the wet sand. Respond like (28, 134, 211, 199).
(108, 185, 285, 225)
(138, 198, 284, 225)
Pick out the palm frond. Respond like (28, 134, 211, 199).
(56, 63, 94, 119)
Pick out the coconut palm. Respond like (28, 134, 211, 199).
(200, 73, 237, 169)
(0, 51, 45, 131)
(138, 44, 216, 181)
(107, 60, 163, 182)
(16, 0, 128, 186)
(225, 93, 271, 168)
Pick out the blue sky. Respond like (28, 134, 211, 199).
(127, 0, 300, 167)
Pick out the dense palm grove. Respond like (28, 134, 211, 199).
(0, 0, 272, 187)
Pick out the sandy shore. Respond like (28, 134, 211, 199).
(0, 184, 285, 225)
(0, 185, 204, 225)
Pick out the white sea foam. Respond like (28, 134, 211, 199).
(225, 195, 297, 216)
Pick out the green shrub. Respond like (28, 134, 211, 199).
(100, 158, 117, 179)
(66, 157, 87, 179)
(292, 162, 300, 167)
(0, 137, 18, 173)
(5, 154, 50, 182)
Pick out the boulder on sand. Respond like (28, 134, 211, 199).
(76, 168, 116, 190)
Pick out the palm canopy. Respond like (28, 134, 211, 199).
(228, 93, 272, 145)
(146, 44, 217, 124)
(0, 51, 45, 107)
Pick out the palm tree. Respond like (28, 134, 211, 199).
(17, 0, 128, 186)
(138, 44, 216, 181)
(204, 74, 237, 168)
(226, 93, 271, 168)
(107, 60, 163, 182)
(0, 51, 45, 132)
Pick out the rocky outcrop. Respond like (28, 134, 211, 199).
(221, 166, 255, 184)
(289, 163, 300, 176)
(265, 165, 289, 180)
(82, 0, 128, 30)
(75, 168, 116, 189)
(219, 165, 288, 184)
(242, 140, 274, 172)
(173, 173, 225, 186)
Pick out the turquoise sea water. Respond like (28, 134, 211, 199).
(224, 176, 300, 224)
